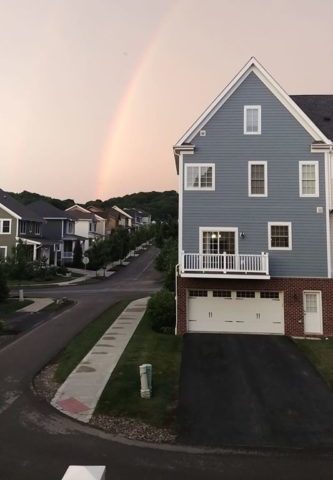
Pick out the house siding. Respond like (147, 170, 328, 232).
(0, 206, 17, 254)
(43, 219, 63, 240)
(182, 72, 327, 278)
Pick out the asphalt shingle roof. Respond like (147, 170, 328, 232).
(0, 189, 43, 221)
(66, 206, 95, 220)
(291, 95, 333, 141)
(29, 200, 72, 219)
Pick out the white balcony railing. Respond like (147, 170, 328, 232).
(181, 252, 269, 275)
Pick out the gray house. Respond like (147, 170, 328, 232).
(174, 57, 333, 338)
(0, 189, 44, 261)
(29, 200, 84, 265)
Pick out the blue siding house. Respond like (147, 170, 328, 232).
(175, 58, 333, 337)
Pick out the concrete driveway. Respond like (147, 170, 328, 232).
(177, 334, 333, 448)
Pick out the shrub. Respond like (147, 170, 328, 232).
(56, 265, 68, 275)
(146, 290, 176, 334)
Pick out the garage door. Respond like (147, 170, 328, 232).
(188, 290, 284, 334)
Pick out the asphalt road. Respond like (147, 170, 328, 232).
(1, 247, 333, 480)
(177, 333, 333, 448)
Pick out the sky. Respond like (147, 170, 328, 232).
(1, 0, 333, 203)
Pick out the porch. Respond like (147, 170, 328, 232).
(180, 252, 270, 279)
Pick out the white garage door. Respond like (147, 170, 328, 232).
(188, 290, 284, 334)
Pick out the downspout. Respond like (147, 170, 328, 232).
(175, 263, 179, 335)
(326, 146, 333, 278)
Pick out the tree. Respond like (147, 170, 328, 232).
(0, 265, 9, 302)
(72, 240, 83, 268)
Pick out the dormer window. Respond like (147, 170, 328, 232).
(244, 105, 261, 135)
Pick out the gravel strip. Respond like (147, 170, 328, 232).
(33, 363, 60, 402)
(91, 414, 176, 443)
(34, 364, 176, 444)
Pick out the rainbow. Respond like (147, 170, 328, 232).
(96, 2, 179, 199)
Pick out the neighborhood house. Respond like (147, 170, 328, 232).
(174, 57, 333, 338)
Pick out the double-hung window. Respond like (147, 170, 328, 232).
(248, 161, 267, 196)
(299, 161, 319, 197)
(0, 219, 11, 234)
(67, 222, 74, 234)
(244, 106, 261, 135)
(185, 164, 215, 190)
(20, 221, 27, 234)
(34, 223, 41, 235)
(268, 222, 292, 250)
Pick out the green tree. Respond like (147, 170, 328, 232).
(72, 240, 83, 268)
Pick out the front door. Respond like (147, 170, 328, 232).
(303, 291, 323, 335)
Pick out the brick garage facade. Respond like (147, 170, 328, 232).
(177, 276, 333, 337)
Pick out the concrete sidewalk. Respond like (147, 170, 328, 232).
(51, 297, 149, 423)
(18, 298, 54, 312)
(68, 267, 115, 278)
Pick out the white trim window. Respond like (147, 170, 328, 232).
(244, 105, 261, 135)
(200, 227, 239, 255)
(35, 223, 41, 235)
(248, 161, 267, 197)
(0, 246, 7, 259)
(0, 219, 11, 234)
(268, 222, 292, 250)
(299, 161, 319, 197)
(66, 222, 74, 234)
(184, 163, 215, 191)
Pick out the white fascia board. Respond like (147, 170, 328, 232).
(16, 237, 41, 245)
(112, 206, 133, 219)
(94, 214, 105, 221)
(175, 57, 331, 146)
(0, 203, 21, 220)
(66, 204, 91, 213)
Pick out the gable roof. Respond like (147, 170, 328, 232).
(66, 204, 91, 214)
(174, 57, 332, 148)
(291, 95, 333, 142)
(112, 205, 132, 219)
(66, 206, 95, 221)
(29, 199, 72, 219)
(0, 189, 43, 221)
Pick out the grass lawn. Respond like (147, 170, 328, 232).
(8, 272, 83, 287)
(95, 312, 182, 430)
(295, 338, 333, 389)
(0, 299, 33, 316)
(54, 300, 130, 383)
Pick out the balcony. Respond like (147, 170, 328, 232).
(63, 251, 74, 259)
(180, 252, 269, 279)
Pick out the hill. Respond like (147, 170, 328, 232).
(86, 190, 178, 221)
(9, 190, 75, 210)
(8, 190, 178, 221)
